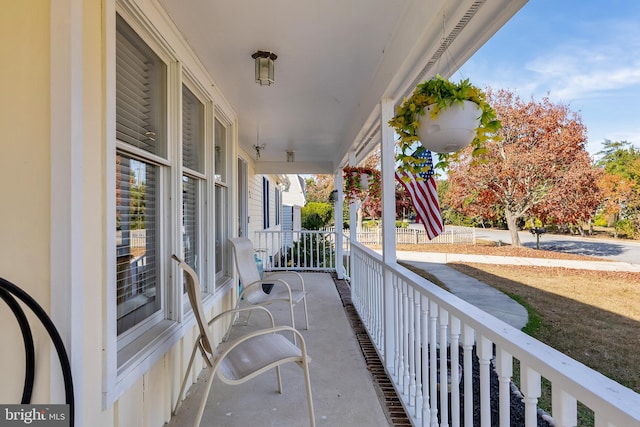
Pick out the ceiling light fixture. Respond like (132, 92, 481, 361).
(252, 51, 277, 86)
(286, 151, 295, 163)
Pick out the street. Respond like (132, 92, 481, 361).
(445, 225, 640, 265)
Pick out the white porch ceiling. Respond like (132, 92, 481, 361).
(159, 0, 527, 174)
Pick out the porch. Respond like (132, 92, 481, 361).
(166, 231, 640, 427)
(165, 272, 398, 426)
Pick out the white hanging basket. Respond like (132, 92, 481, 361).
(416, 100, 482, 153)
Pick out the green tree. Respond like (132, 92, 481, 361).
(301, 201, 333, 229)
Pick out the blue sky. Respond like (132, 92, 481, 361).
(460, 0, 640, 159)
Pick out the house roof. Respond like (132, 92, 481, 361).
(159, 0, 527, 174)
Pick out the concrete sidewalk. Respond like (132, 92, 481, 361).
(397, 251, 640, 272)
(396, 251, 640, 331)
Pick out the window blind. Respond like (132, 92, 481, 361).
(182, 176, 198, 271)
(116, 15, 167, 157)
(182, 85, 204, 173)
(115, 154, 160, 334)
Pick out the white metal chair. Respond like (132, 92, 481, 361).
(171, 255, 315, 427)
(229, 237, 310, 338)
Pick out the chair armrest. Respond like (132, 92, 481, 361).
(264, 271, 306, 292)
(208, 305, 276, 329)
(240, 278, 293, 301)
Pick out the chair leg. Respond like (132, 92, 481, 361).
(193, 368, 216, 427)
(289, 302, 298, 344)
(275, 365, 283, 394)
(302, 295, 310, 330)
(302, 358, 315, 427)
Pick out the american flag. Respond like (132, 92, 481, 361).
(395, 149, 444, 240)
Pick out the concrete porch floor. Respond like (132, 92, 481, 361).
(165, 272, 392, 427)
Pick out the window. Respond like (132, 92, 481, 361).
(263, 177, 270, 229)
(214, 118, 229, 281)
(115, 15, 167, 336)
(275, 187, 281, 226)
(108, 7, 239, 403)
(182, 85, 205, 291)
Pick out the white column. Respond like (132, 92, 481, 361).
(380, 98, 397, 369)
(334, 171, 344, 279)
(380, 98, 397, 264)
(50, 0, 83, 419)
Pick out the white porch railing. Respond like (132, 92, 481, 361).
(350, 242, 640, 427)
(253, 229, 640, 425)
(254, 230, 350, 277)
(325, 226, 476, 245)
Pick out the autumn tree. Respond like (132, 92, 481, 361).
(445, 89, 602, 246)
(305, 175, 334, 203)
(357, 151, 382, 227)
(595, 140, 640, 237)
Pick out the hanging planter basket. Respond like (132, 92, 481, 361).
(343, 166, 381, 202)
(388, 74, 502, 174)
(417, 100, 482, 153)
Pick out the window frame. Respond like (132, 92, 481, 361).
(263, 177, 270, 229)
(114, 12, 172, 348)
(213, 115, 232, 285)
(181, 80, 210, 304)
(105, 3, 238, 406)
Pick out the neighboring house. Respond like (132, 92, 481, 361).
(0, 2, 529, 426)
(281, 174, 306, 246)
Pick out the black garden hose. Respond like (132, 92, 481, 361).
(0, 277, 75, 427)
(0, 287, 35, 403)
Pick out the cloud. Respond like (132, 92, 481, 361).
(525, 48, 640, 101)
(522, 21, 640, 101)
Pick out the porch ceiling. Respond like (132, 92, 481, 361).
(159, 0, 527, 174)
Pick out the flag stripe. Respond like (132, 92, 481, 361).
(395, 170, 443, 240)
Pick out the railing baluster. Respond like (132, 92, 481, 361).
(450, 316, 461, 427)
(429, 300, 438, 427)
(420, 295, 430, 426)
(402, 281, 410, 396)
(496, 348, 513, 427)
(522, 366, 541, 427)
(409, 287, 417, 404)
(478, 336, 492, 427)
(439, 307, 450, 427)
(413, 290, 422, 415)
(552, 389, 577, 427)
(462, 325, 474, 427)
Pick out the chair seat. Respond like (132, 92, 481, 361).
(218, 333, 303, 381)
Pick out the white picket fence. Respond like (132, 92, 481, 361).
(327, 227, 476, 245)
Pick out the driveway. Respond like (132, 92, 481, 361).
(449, 226, 640, 265)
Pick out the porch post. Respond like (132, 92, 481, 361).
(334, 171, 345, 279)
(380, 98, 397, 370)
(50, 0, 83, 419)
(347, 152, 358, 283)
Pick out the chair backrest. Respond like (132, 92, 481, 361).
(172, 255, 215, 356)
(229, 238, 264, 301)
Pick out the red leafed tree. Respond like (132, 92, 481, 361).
(445, 89, 602, 246)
